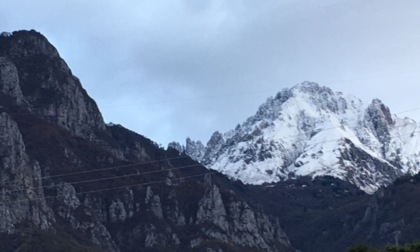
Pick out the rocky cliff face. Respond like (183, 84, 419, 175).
(0, 112, 54, 234)
(181, 82, 420, 194)
(0, 30, 295, 251)
(0, 57, 24, 105)
(0, 30, 105, 139)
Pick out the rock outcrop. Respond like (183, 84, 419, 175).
(0, 30, 105, 139)
(0, 113, 54, 234)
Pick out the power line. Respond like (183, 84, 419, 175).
(2, 112, 418, 188)
(5, 127, 420, 196)
(0, 156, 189, 187)
(67, 171, 216, 196)
(2, 128, 420, 202)
(1, 171, 217, 204)
(395, 107, 420, 115)
(4, 163, 203, 194)
(44, 156, 181, 179)
(2, 92, 420, 188)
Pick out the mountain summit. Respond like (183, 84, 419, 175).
(177, 82, 420, 193)
(0, 30, 105, 139)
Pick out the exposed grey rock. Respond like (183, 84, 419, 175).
(1, 30, 105, 139)
(172, 233, 181, 245)
(165, 169, 178, 186)
(89, 223, 120, 252)
(167, 141, 184, 154)
(56, 183, 81, 219)
(145, 232, 158, 248)
(57, 183, 81, 210)
(195, 184, 294, 251)
(0, 57, 24, 104)
(202, 131, 225, 165)
(150, 195, 164, 220)
(145, 186, 153, 204)
(227, 200, 291, 251)
(0, 113, 53, 233)
(0, 32, 11, 37)
(185, 137, 206, 161)
(53, 183, 119, 252)
(144, 186, 164, 219)
(3, 30, 59, 58)
(365, 99, 393, 155)
(142, 223, 172, 249)
(196, 185, 228, 231)
(109, 198, 127, 223)
(190, 238, 203, 248)
(165, 190, 186, 226)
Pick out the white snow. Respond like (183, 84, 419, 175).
(187, 82, 420, 194)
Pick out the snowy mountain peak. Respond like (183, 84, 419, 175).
(291, 81, 332, 94)
(177, 83, 420, 194)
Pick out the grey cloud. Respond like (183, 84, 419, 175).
(3, 0, 420, 145)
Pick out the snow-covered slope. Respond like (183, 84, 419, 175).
(171, 82, 420, 193)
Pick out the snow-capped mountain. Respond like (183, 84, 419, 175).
(172, 82, 420, 194)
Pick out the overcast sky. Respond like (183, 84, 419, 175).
(2, 0, 420, 146)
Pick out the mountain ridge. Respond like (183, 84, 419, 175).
(174, 82, 420, 193)
(0, 30, 296, 251)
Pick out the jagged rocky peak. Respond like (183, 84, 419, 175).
(183, 82, 420, 194)
(290, 81, 332, 94)
(287, 82, 349, 112)
(0, 30, 105, 138)
(185, 137, 205, 160)
(167, 141, 184, 153)
(273, 82, 336, 105)
(251, 81, 358, 127)
(365, 99, 394, 138)
(206, 131, 225, 151)
(168, 137, 206, 161)
(0, 30, 59, 58)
